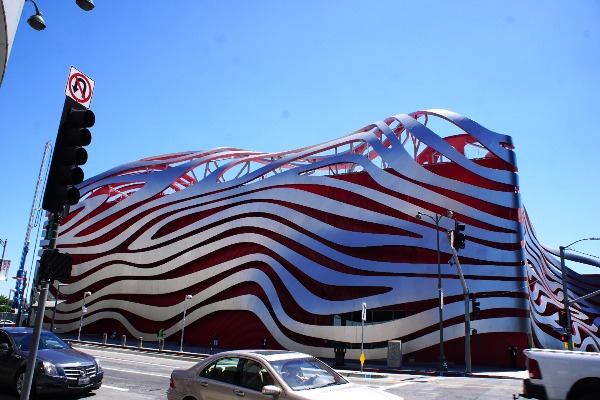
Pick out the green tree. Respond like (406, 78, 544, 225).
(0, 295, 12, 313)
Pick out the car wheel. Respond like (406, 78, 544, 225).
(578, 392, 600, 400)
(14, 370, 25, 396)
(14, 370, 35, 397)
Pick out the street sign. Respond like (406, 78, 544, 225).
(64, 66, 95, 108)
(0, 259, 10, 281)
(361, 302, 367, 321)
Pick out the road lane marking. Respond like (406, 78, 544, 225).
(103, 366, 171, 378)
(103, 385, 129, 392)
(376, 382, 416, 390)
(95, 354, 190, 369)
(375, 377, 436, 391)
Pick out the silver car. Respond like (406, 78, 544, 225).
(167, 349, 402, 400)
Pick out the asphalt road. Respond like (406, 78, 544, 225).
(0, 345, 525, 400)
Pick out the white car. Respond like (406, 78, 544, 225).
(168, 349, 402, 400)
(522, 348, 600, 400)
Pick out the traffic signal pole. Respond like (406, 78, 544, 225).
(21, 94, 94, 399)
(20, 213, 61, 400)
(559, 238, 600, 351)
(559, 246, 576, 351)
(447, 230, 472, 374)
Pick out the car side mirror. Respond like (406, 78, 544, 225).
(0, 343, 11, 352)
(262, 385, 281, 396)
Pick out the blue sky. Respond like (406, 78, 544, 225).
(1, 0, 599, 297)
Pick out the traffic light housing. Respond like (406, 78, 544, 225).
(38, 249, 72, 282)
(558, 309, 568, 328)
(454, 221, 466, 250)
(42, 102, 94, 214)
(471, 296, 481, 320)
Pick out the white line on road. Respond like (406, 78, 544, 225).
(103, 366, 171, 379)
(375, 377, 436, 391)
(102, 384, 130, 392)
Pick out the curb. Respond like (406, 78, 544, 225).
(327, 364, 526, 380)
(66, 339, 526, 381)
(67, 339, 209, 360)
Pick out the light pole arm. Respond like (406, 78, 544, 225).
(571, 289, 600, 306)
(565, 237, 599, 249)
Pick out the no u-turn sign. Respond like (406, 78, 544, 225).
(64, 66, 95, 108)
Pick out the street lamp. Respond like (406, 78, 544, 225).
(77, 291, 92, 341)
(180, 294, 193, 352)
(559, 237, 600, 351)
(26, 0, 46, 31)
(26, 0, 95, 31)
(416, 210, 454, 373)
(76, 0, 95, 11)
(50, 283, 68, 332)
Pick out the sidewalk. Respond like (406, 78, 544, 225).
(333, 358, 528, 380)
(64, 333, 527, 381)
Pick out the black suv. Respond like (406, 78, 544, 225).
(0, 327, 103, 396)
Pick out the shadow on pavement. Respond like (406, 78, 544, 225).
(0, 392, 97, 400)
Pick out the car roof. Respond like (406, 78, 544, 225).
(0, 326, 33, 333)
(216, 349, 311, 362)
(0, 327, 38, 333)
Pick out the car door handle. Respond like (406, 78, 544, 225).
(199, 381, 208, 387)
(234, 389, 245, 397)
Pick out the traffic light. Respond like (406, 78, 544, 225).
(558, 309, 568, 328)
(471, 296, 481, 320)
(454, 221, 466, 250)
(42, 104, 94, 214)
(38, 249, 72, 282)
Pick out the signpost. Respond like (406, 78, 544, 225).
(65, 66, 95, 109)
(360, 302, 366, 372)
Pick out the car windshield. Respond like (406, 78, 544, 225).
(10, 332, 71, 351)
(269, 357, 347, 391)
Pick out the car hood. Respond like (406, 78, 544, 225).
(294, 383, 401, 400)
(32, 348, 95, 365)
